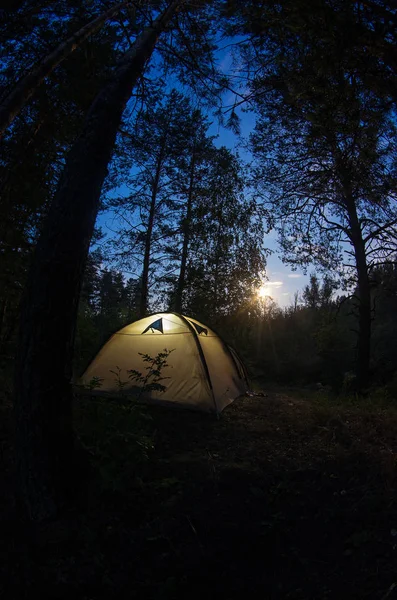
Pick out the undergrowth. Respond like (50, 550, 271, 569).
(2, 380, 397, 599)
(75, 396, 154, 493)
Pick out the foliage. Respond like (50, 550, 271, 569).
(74, 253, 141, 374)
(228, 274, 353, 388)
(182, 146, 266, 323)
(82, 348, 174, 400)
(241, 0, 397, 387)
(302, 274, 337, 310)
(370, 262, 397, 382)
(104, 348, 174, 399)
(85, 375, 104, 392)
(127, 349, 174, 398)
(0, 0, 124, 356)
(231, 263, 397, 391)
(75, 394, 155, 493)
(103, 91, 266, 321)
(76, 347, 174, 489)
(105, 89, 200, 315)
(4, 385, 397, 598)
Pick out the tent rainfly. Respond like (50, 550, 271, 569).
(79, 313, 249, 413)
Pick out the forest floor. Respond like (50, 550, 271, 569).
(2, 386, 397, 599)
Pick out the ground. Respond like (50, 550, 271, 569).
(2, 387, 397, 599)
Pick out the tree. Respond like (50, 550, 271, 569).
(244, 0, 397, 390)
(170, 108, 215, 313)
(14, 0, 184, 521)
(225, 0, 397, 110)
(75, 249, 143, 373)
(368, 261, 397, 382)
(0, 1, 127, 137)
(183, 146, 266, 323)
(13, 0, 230, 520)
(251, 81, 396, 390)
(0, 1, 124, 356)
(106, 89, 197, 317)
(303, 274, 336, 310)
(106, 112, 266, 322)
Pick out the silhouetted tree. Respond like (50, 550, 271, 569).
(14, 0, 185, 521)
(247, 0, 397, 389)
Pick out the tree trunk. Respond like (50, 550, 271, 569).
(352, 235, 372, 390)
(213, 196, 225, 319)
(346, 193, 372, 390)
(0, 297, 7, 344)
(14, 0, 182, 522)
(174, 146, 196, 313)
(140, 149, 165, 317)
(0, 2, 126, 138)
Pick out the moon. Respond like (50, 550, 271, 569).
(257, 284, 272, 299)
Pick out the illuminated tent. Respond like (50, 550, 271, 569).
(79, 313, 248, 413)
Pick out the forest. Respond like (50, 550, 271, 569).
(1, 0, 397, 598)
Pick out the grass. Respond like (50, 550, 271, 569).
(2, 387, 397, 599)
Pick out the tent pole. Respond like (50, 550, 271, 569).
(171, 313, 218, 414)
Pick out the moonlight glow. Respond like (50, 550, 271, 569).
(257, 284, 271, 298)
(257, 281, 284, 299)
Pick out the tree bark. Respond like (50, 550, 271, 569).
(0, 2, 126, 138)
(14, 0, 183, 522)
(351, 233, 372, 390)
(0, 298, 7, 344)
(345, 191, 372, 390)
(213, 195, 225, 317)
(174, 145, 196, 313)
(139, 149, 165, 317)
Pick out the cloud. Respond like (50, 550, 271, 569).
(267, 281, 283, 287)
(282, 292, 290, 296)
(287, 273, 302, 279)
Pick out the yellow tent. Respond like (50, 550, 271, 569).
(79, 312, 248, 413)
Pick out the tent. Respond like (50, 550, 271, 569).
(79, 312, 249, 413)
